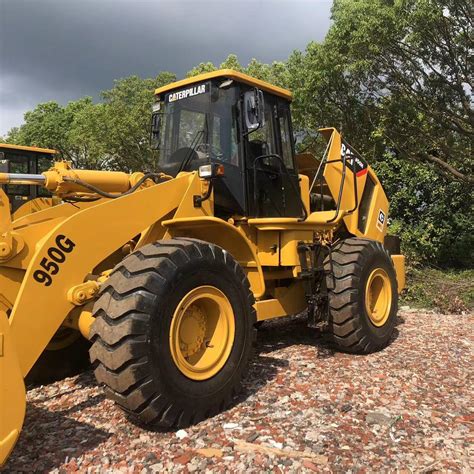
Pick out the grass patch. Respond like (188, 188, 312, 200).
(401, 267, 474, 314)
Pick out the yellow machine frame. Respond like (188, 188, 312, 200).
(0, 70, 405, 465)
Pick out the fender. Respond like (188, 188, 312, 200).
(162, 216, 265, 298)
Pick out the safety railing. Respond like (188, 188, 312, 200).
(309, 133, 369, 223)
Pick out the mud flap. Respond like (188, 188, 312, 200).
(0, 310, 26, 467)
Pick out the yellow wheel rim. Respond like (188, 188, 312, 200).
(365, 268, 392, 327)
(170, 286, 235, 381)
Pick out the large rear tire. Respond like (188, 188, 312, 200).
(90, 238, 256, 428)
(324, 238, 398, 354)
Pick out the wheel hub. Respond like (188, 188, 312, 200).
(170, 286, 235, 381)
(178, 304, 207, 358)
(365, 268, 392, 327)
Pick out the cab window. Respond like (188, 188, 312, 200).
(177, 109, 206, 149)
(6, 155, 30, 196)
(278, 105, 294, 169)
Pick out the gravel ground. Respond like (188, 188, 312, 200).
(5, 310, 473, 473)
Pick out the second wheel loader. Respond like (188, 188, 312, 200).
(0, 69, 405, 466)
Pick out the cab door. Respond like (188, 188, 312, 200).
(245, 94, 303, 218)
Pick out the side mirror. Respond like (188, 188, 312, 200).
(244, 89, 265, 133)
(150, 103, 162, 150)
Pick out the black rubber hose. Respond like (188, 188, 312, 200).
(62, 173, 163, 199)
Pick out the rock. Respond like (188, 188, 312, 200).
(366, 412, 393, 426)
(173, 452, 194, 465)
(144, 453, 157, 462)
(246, 432, 259, 442)
(149, 463, 164, 472)
(223, 422, 240, 429)
(196, 448, 223, 458)
(175, 429, 188, 440)
(302, 459, 320, 471)
(269, 439, 283, 449)
(322, 405, 335, 415)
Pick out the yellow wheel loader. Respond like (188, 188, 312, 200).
(0, 69, 405, 466)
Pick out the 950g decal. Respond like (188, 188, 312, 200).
(33, 234, 76, 287)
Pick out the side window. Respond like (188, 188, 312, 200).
(278, 107, 294, 169)
(6, 155, 30, 196)
(211, 111, 240, 166)
(230, 109, 239, 166)
(211, 86, 239, 166)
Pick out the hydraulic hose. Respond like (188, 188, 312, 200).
(62, 172, 165, 199)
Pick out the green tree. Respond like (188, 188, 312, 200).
(80, 71, 176, 171)
(3, 98, 104, 167)
(288, 0, 473, 266)
(373, 152, 473, 267)
(4, 72, 176, 170)
(186, 62, 217, 77)
(220, 54, 243, 72)
(319, 0, 473, 182)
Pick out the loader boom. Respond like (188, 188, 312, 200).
(2, 172, 211, 375)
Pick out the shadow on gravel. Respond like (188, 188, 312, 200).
(230, 315, 338, 407)
(395, 314, 406, 326)
(256, 314, 335, 357)
(256, 311, 402, 357)
(7, 395, 110, 471)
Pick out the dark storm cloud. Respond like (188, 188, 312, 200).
(0, 0, 332, 135)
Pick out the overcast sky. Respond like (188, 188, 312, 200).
(0, 0, 332, 136)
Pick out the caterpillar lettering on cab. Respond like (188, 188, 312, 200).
(167, 84, 207, 102)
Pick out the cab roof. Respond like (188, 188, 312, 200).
(154, 69, 293, 101)
(0, 143, 57, 154)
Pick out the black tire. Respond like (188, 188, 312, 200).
(89, 238, 256, 428)
(324, 238, 398, 354)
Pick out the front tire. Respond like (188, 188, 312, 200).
(89, 238, 256, 428)
(324, 238, 398, 354)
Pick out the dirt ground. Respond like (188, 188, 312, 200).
(5, 310, 473, 473)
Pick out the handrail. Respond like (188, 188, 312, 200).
(308, 131, 369, 224)
(326, 152, 348, 223)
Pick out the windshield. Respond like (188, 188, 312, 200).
(155, 80, 239, 175)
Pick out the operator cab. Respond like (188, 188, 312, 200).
(0, 144, 56, 213)
(152, 70, 304, 219)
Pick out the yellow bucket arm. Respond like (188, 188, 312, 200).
(0, 309, 26, 467)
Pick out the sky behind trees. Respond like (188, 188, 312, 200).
(0, 0, 332, 135)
